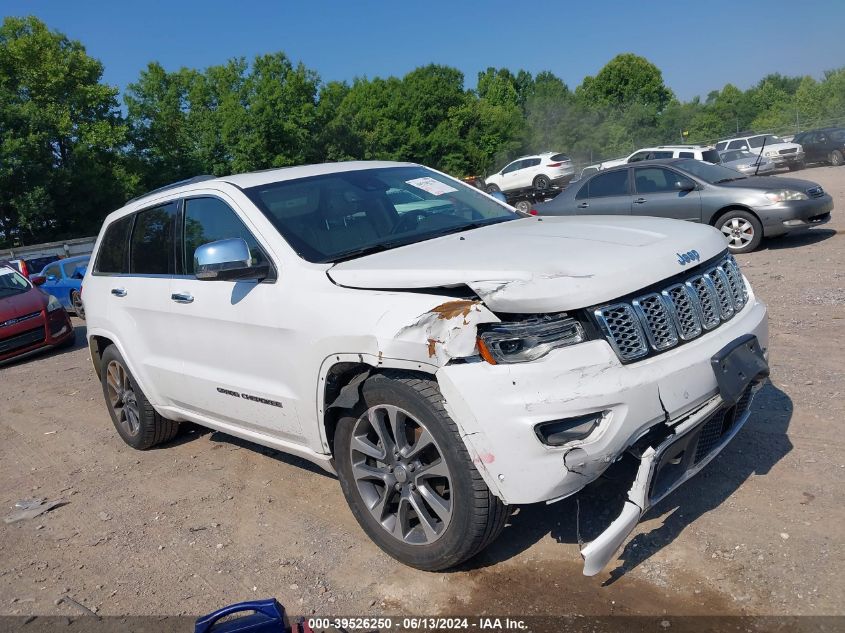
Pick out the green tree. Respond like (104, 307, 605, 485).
(576, 53, 673, 112)
(0, 16, 128, 246)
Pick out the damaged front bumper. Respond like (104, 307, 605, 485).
(581, 380, 764, 575)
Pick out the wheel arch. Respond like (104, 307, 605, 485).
(710, 204, 761, 228)
(317, 354, 437, 456)
(88, 334, 115, 379)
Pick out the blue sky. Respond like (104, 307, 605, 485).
(5, 0, 844, 102)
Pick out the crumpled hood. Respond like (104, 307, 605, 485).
(328, 216, 729, 313)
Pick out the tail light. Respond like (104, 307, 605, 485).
(20, 261, 29, 277)
(529, 209, 539, 216)
(546, 162, 562, 167)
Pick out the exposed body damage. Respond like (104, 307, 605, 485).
(392, 299, 498, 365)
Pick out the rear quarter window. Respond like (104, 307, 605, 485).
(549, 153, 570, 162)
(701, 150, 721, 164)
(94, 215, 133, 274)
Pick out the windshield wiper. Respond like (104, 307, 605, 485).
(714, 176, 747, 184)
(321, 240, 409, 264)
(425, 217, 514, 239)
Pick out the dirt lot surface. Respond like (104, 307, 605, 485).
(2, 166, 844, 622)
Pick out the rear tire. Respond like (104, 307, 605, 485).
(334, 371, 507, 571)
(533, 174, 551, 190)
(830, 150, 844, 167)
(100, 345, 178, 450)
(716, 209, 763, 254)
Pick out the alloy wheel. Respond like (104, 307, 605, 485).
(720, 217, 754, 249)
(105, 360, 140, 436)
(349, 404, 453, 545)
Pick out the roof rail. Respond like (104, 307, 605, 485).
(126, 175, 218, 205)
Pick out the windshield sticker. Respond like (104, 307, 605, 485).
(405, 177, 458, 196)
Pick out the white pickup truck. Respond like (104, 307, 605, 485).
(83, 161, 769, 575)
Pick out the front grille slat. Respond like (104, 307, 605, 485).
(595, 253, 747, 362)
(807, 186, 824, 199)
(593, 303, 648, 361)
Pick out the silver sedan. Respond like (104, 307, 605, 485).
(719, 149, 776, 175)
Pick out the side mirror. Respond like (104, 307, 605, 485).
(31, 275, 46, 286)
(194, 238, 268, 281)
(46, 274, 57, 282)
(675, 180, 696, 192)
(490, 191, 508, 204)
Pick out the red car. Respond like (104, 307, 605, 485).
(1, 263, 75, 363)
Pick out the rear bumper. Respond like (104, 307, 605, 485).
(0, 309, 73, 363)
(757, 195, 833, 236)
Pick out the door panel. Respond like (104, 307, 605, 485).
(631, 167, 701, 222)
(167, 195, 303, 441)
(576, 170, 632, 215)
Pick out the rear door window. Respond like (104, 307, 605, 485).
(727, 140, 748, 150)
(129, 202, 178, 275)
(715, 142, 727, 151)
(701, 150, 721, 164)
(588, 170, 630, 198)
(94, 215, 133, 274)
(678, 151, 694, 158)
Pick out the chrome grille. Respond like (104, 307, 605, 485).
(0, 311, 41, 329)
(594, 253, 749, 362)
(594, 303, 648, 360)
(632, 293, 677, 350)
(687, 276, 721, 330)
(663, 284, 702, 340)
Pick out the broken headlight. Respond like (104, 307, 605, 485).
(477, 313, 585, 364)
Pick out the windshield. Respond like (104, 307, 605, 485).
(721, 150, 755, 162)
(677, 159, 749, 183)
(0, 266, 32, 297)
(748, 135, 783, 148)
(245, 166, 517, 263)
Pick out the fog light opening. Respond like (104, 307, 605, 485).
(535, 411, 606, 446)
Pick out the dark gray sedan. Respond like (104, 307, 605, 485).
(535, 158, 833, 252)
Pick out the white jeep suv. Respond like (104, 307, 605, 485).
(715, 134, 805, 170)
(600, 145, 721, 170)
(484, 152, 575, 193)
(85, 162, 769, 575)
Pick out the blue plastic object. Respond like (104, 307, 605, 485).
(194, 598, 289, 633)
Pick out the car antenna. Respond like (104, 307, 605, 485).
(754, 135, 767, 176)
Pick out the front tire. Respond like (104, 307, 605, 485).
(100, 346, 178, 450)
(830, 150, 844, 167)
(514, 200, 531, 213)
(717, 210, 763, 254)
(334, 372, 507, 571)
(485, 183, 500, 194)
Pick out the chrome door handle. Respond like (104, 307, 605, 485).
(634, 197, 647, 204)
(171, 292, 194, 304)
(577, 202, 589, 208)
(111, 288, 127, 297)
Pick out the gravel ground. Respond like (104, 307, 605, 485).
(1, 165, 843, 620)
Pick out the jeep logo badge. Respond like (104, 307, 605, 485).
(676, 250, 700, 265)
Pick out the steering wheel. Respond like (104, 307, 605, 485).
(391, 212, 424, 234)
